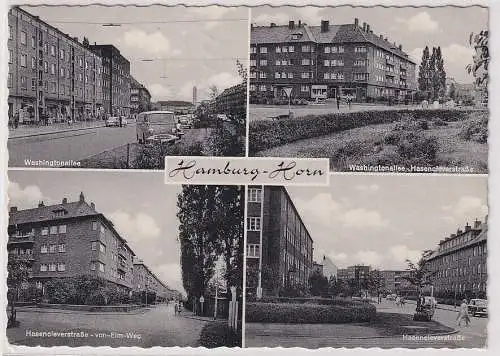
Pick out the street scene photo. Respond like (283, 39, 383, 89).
(7, 5, 248, 169)
(245, 175, 487, 348)
(6, 171, 243, 348)
(248, 6, 489, 174)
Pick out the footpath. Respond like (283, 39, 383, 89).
(8, 121, 106, 139)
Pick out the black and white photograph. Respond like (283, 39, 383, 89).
(245, 175, 487, 348)
(7, 5, 248, 169)
(248, 6, 489, 174)
(6, 171, 244, 348)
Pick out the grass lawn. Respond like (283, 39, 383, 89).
(255, 113, 488, 173)
(370, 312, 455, 336)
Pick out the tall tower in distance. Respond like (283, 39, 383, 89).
(192, 86, 197, 106)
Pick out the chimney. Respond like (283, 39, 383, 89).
(451, 233, 456, 238)
(399, 44, 402, 50)
(321, 20, 329, 33)
(10, 206, 18, 213)
(62, 197, 68, 204)
(379, 34, 383, 39)
(369, 30, 373, 34)
(366, 24, 370, 33)
(457, 229, 463, 235)
(289, 20, 295, 29)
(38, 201, 45, 208)
(362, 22, 367, 31)
(91, 202, 96, 210)
(354, 18, 359, 27)
(270, 22, 276, 27)
(79, 192, 85, 203)
(384, 37, 388, 41)
(474, 219, 481, 228)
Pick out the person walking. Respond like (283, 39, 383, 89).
(395, 295, 401, 307)
(13, 111, 20, 129)
(457, 299, 470, 327)
(336, 93, 341, 110)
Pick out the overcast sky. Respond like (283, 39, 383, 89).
(252, 6, 488, 84)
(286, 174, 488, 270)
(8, 170, 190, 294)
(22, 5, 249, 102)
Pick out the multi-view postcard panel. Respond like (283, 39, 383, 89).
(4, 2, 490, 353)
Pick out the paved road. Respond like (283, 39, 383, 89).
(6, 303, 208, 347)
(375, 299, 487, 348)
(8, 124, 137, 167)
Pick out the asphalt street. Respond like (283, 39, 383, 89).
(7, 303, 208, 347)
(8, 124, 137, 167)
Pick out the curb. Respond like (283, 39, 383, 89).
(181, 314, 216, 322)
(8, 123, 107, 139)
(252, 329, 459, 340)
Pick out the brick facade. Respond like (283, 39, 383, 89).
(250, 19, 417, 102)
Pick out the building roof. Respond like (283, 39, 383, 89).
(251, 21, 415, 64)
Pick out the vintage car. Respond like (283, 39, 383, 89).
(136, 111, 182, 144)
(468, 299, 487, 317)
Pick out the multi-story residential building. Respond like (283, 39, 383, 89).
(130, 76, 151, 115)
(90, 44, 131, 117)
(426, 217, 488, 298)
(7, 193, 136, 293)
(215, 83, 246, 117)
(380, 270, 413, 294)
(250, 18, 417, 102)
(132, 260, 175, 302)
(7, 6, 104, 123)
(337, 265, 371, 282)
(246, 186, 314, 298)
(312, 255, 338, 281)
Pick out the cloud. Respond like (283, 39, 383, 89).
(122, 29, 171, 56)
(154, 263, 185, 295)
(172, 49, 182, 56)
(409, 47, 423, 65)
(441, 44, 474, 65)
(108, 210, 161, 240)
(175, 72, 241, 102)
(341, 209, 390, 229)
(206, 72, 241, 89)
(389, 245, 421, 265)
(149, 83, 173, 102)
(8, 182, 45, 208)
(295, 193, 342, 223)
(193, 6, 232, 29)
(253, 13, 290, 26)
(441, 216, 455, 223)
(297, 7, 323, 25)
(404, 12, 439, 33)
(354, 184, 379, 192)
(354, 250, 383, 267)
(453, 195, 486, 216)
(326, 250, 348, 263)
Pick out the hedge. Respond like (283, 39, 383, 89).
(246, 302, 376, 324)
(258, 296, 364, 307)
(199, 321, 242, 348)
(249, 109, 475, 154)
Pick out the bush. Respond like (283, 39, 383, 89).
(249, 109, 472, 154)
(459, 116, 488, 143)
(199, 321, 242, 348)
(134, 141, 204, 169)
(246, 302, 376, 324)
(258, 296, 366, 307)
(397, 135, 439, 166)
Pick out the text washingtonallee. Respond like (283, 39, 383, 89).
(168, 160, 325, 181)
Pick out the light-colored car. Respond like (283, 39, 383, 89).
(106, 116, 127, 127)
(178, 116, 193, 129)
(468, 299, 487, 317)
(136, 111, 182, 144)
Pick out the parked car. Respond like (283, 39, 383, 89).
(105, 116, 127, 127)
(178, 116, 192, 129)
(386, 294, 397, 301)
(136, 111, 182, 144)
(468, 299, 487, 317)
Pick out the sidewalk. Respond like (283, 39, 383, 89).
(180, 311, 217, 322)
(405, 300, 458, 312)
(8, 120, 106, 139)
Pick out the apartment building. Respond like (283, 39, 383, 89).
(380, 270, 413, 294)
(90, 44, 131, 117)
(130, 76, 151, 115)
(312, 255, 338, 281)
(247, 186, 314, 298)
(132, 260, 175, 302)
(8, 193, 136, 292)
(250, 18, 417, 101)
(7, 6, 104, 122)
(337, 265, 371, 283)
(426, 217, 488, 298)
(215, 83, 246, 117)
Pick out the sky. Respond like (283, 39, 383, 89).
(286, 174, 488, 270)
(21, 5, 249, 102)
(252, 6, 489, 84)
(8, 170, 189, 295)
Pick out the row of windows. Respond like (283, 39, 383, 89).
(324, 59, 344, 67)
(323, 72, 346, 80)
(40, 263, 66, 272)
(40, 244, 66, 253)
(251, 44, 348, 54)
(91, 241, 107, 253)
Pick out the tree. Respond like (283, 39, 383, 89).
(402, 250, 438, 296)
(418, 46, 430, 93)
(327, 276, 338, 296)
(7, 256, 30, 327)
(83, 36, 90, 48)
(429, 47, 438, 100)
(367, 270, 385, 301)
(449, 82, 457, 99)
(308, 269, 329, 296)
(236, 59, 247, 83)
(434, 47, 447, 98)
(467, 30, 489, 86)
(177, 185, 223, 311)
(208, 85, 219, 101)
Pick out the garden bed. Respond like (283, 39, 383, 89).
(199, 321, 242, 348)
(369, 312, 455, 336)
(246, 302, 376, 324)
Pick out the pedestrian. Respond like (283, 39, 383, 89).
(457, 299, 470, 327)
(119, 115, 123, 128)
(347, 95, 352, 110)
(336, 93, 341, 110)
(14, 112, 20, 129)
(395, 295, 401, 307)
(174, 301, 178, 315)
(400, 296, 406, 307)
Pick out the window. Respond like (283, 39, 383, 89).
(30, 78, 36, 91)
(99, 262, 105, 272)
(324, 73, 330, 79)
(91, 241, 97, 251)
(79, 58, 83, 67)
(58, 244, 66, 253)
(49, 226, 58, 235)
(92, 221, 98, 230)
(288, 73, 293, 79)
(275, 72, 281, 79)
(259, 72, 267, 79)
(49, 263, 57, 272)
(249, 84, 256, 91)
(99, 243, 106, 253)
(275, 46, 281, 53)
(50, 63, 55, 75)
(40, 264, 48, 272)
(324, 47, 330, 54)
(9, 25, 13, 40)
(90, 262, 96, 271)
(301, 45, 310, 52)
(57, 263, 66, 271)
(324, 60, 330, 67)
(59, 225, 66, 234)
(247, 244, 260, 258)
(259, 59, 267, 66)
(250, 59, 256, 67)
(248, 188, 262, 202)
(49, 245, 57, 253)
(31, 36, 36, 48)
(20, 31, 27, 45)
(289, 46, 294, 52)
(250, 46, 256, 54)
(20, 54, 27, 67)
(301, 58, 310, 65)
(8, 49, 13, 64)
(247, 217, 261, 231)
(7, 73, 12, 88)
(301, 85, 309, 92)
(355, 46, 367, 53)
(339, 46, 344, 53)
(30, 56, 36, 69)
(259, 47, 267, 54)
(41, 227, 48, 236)
(50, 44, 55, 56)
(301, 72, 310, 79)
(259, 85, 266, 92)
(100, 225, 105, 238)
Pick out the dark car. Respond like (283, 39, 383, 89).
(468, 299, 487, 317)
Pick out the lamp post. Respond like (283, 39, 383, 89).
(283, 87, 292, 118)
